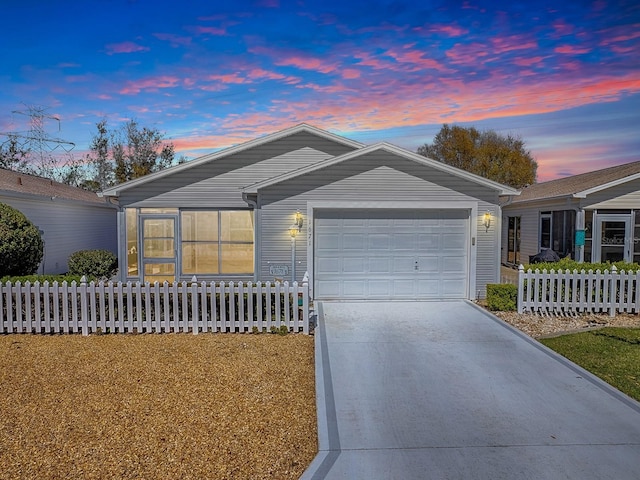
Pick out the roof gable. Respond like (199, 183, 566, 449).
(243, 142, 520, 195)
(102, 123, 363, 196)
(513, 160, 640, 203)
(0, 168, 106, 204)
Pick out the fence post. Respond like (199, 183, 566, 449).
(609, 265, 617, 317)
(80, 276, 89, 336)
(517, 264, 524, 314)
(302, 275, 309, 334)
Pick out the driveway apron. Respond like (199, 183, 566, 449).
(301, 301, 640, 479)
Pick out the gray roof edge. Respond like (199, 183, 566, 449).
(101, 123, 365, 197)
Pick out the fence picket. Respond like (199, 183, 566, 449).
(0, 279, 310, 335)
(517, 266, 640, 317)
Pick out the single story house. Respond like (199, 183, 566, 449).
(0, 168, 118, 275)
(101, 124, 518, 300)
(501, 160, 640, 266)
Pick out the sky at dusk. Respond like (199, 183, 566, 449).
(1, 0, 639, 182)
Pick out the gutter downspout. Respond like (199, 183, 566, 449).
(242, 192, 259, 282)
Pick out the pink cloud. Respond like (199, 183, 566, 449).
(153, 33, 192, 47)
(491, 35, 537, 54)
(105, 41, 150, 55)
(426, 24, 468, 37)
(385, 48, 449, 72)
(119, 76, 181, 94)
(193, 26, 226, 36)
(342, 69, 361, 79)
(554, 45, 591, 54)
(207, 73, 248, 84)
(446, 43, 489, 64)
(512, 56, 545, 67)
(275, 55, 337, 74)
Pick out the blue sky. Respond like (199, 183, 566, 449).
(1, 0, 638, 182)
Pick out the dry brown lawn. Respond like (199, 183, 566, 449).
(0, 333, 316, 480)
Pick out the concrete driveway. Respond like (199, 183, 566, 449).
(301, 301, 640, 479)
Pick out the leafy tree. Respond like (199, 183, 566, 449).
(0, 134, 31, 173)
(113, 119, 175, 184)
(82, 118, 177, 189)
(417, 124, 537, 188)
(0, 202, 44, 276)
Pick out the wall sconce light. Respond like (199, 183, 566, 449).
(294, 210, 304, 231)
(483, 212, 491, 231)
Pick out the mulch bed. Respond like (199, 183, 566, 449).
(0, 333, 316, 480)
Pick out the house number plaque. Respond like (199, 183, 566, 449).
(269, 265, 289, 276)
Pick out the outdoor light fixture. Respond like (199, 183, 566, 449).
(483, 212, 491, 231)
(289, 224, 299, 238)
(294, 210, 304, 231)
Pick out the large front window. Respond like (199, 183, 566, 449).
(181, 210, 254, 275)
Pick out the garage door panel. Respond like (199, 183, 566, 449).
(343, 281, 366, 296)
(442, 280, 467, 296)
(369, 258, 391, 273)
(316, 257, 341, 274)
(442, 256, 466, 273)
(418, 256, 439, 272)
(369, 280, 392, 296)
(393, 257, 415, 273)
(418, 234, 440, 249)
(343, 234, 365, 250)
(343, 257, 366, 273)
(314, 209, 469, 300)
(392, 233, 416, 250)
(369, 234, 390, 250)
(317, 233, 341, 249)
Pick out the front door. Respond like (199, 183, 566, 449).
(141, 215, 177, 283)
(594, 214, 631, 263)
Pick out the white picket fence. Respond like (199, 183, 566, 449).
(517, 265, 640, 316)
(1, 279, 310, 335)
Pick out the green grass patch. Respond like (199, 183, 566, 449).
(541, 328, 640, 402)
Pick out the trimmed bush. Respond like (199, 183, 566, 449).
(486, 283, 517, 311)
(524, 258, 640, 273)
(68, 249, 118, 280)
(0, 202, 44, 276)
(0, 274, 84, 284)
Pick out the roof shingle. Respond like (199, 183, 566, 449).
(512, 161, 640, 203)
(0, 168, 106, 204)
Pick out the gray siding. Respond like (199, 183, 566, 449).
(257, 152, 501, 297)
(118, 132, 357, 207)
(582, 178, 640, 209)
(0, 195, 117, 274)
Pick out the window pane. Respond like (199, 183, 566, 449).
(144, 263, 175, 283)
(182, 211, 218, 241)
(221, 244, 254, 273)
(144, 239, 174, 258)
(221, 211, 254, 242)
(540, 217, 551, 249)
(144, 218, 174, 238)
(140, 208, 178, 214)
(126, 208, 138, 276)
(182, 243, 219, 274)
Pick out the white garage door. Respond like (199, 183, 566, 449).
(314, 209, 469, 299)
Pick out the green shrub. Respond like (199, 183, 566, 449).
(524, 258, 640, 273)
(68, 249, 118, 280)
(486, 283, 517, 311)
(0, 274, 84, 284)
(0, 202, 44, 276)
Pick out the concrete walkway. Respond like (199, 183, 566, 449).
(301, 301, 640, 479)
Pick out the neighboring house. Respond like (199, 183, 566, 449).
(501, 160, 640, 267)
(0, 168, 118, 274)
(101, 124, 518, 300)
